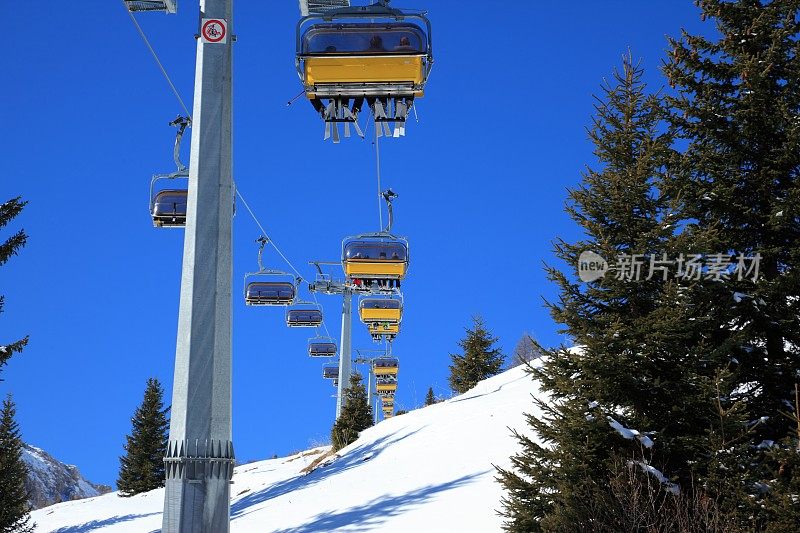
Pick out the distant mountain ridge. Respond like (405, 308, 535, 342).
(22, 443, 112, 510)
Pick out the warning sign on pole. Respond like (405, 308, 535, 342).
(201, 19, 228, 44)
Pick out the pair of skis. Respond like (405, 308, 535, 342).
(321, 97, 412, 143)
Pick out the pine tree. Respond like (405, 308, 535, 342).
(448, 316, 505, 394)
(118, 378, 169, 496)
(0, 395, 34, 533)
(496, 55, 721, 531)
(0, 197, 29, 379)
(663, 0, 800, 525)
(424, 387, 436, 406)
(331, 373, 373, 451)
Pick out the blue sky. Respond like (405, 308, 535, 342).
(2, 1, 709, 486)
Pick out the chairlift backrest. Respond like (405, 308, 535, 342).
(360, 298, 402, 310)
(323, 364, 339, 379)
(343, 239, 407, 262)
(245, 280, 297, 306)
(301, 23, 427, 56)
(309, 341, 337, 357)
(286, 304, 324, 326)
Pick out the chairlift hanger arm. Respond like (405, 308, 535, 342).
(382, 188, 397, 233)
(169, 116, 191, 172)
(256, 235, 269, 271)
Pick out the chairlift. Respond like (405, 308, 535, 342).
(296, 1, 433, 141)
(308, 337, 338, 357)
(245, 280, 297, 306)
(149, 116, 190, 228)
(323, 363, 339, 379)
(343, 233, 408, 287)
(286, 301, 324, 327)
(359, 296, 403, 326)
(244, 237, 298, 306)
(372, 356, 399, 377)
(376, 382, 397, 394)
(150, 186, 188, 227)
(343, 190, 407, 287)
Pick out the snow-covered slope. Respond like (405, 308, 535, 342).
(23, 444, 112, 510)
(31, 363, 544, 532)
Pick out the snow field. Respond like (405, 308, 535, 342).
(32, 363, 543, 532)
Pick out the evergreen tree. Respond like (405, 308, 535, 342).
(424, 387, 436, 406)
(118, 378, 169, 496)
(663, 0, 800, 525)
(331, 373, 373, 451)
(0, 395, 34, 533)
(0, 197, 29, 379)
(448, 316, 504, 394)
(497, 56, 718, 531)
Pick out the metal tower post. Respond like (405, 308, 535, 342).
(162, 1, 234, 531)
(366, 361, 372, 407)
(336, 287, 353, 418)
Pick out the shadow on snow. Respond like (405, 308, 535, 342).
(271, 471, 489, 533)
(50, 512, 160, 533)
(231, 427, 425, 519)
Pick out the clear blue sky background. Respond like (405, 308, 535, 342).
(2, 1, 710, 487)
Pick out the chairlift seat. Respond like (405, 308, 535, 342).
(245, 281, 296, 306)
(359, 297, 402, 325)
(308, 342, 337, 357)
(151, 189, 188, 228)
(299, 21, 431, 99)
(287, 308, 324, 327)
(373, 357, 399, 376)
(376, 382, 397, 392)
(343, 238, 408, 280)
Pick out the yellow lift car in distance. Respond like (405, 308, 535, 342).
(376, 382, 398, 394)
(342, 234, 408, 288)
(373, 357, 399, 377)
(369, 323, 399, 340)
(359, 297, 402, 325)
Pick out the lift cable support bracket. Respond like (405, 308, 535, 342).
(299, 0, 350, 17)
(124, 0, 177, 14)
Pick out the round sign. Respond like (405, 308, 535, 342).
(577, 250, 609, 282)
(202, 19, 226, 43)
